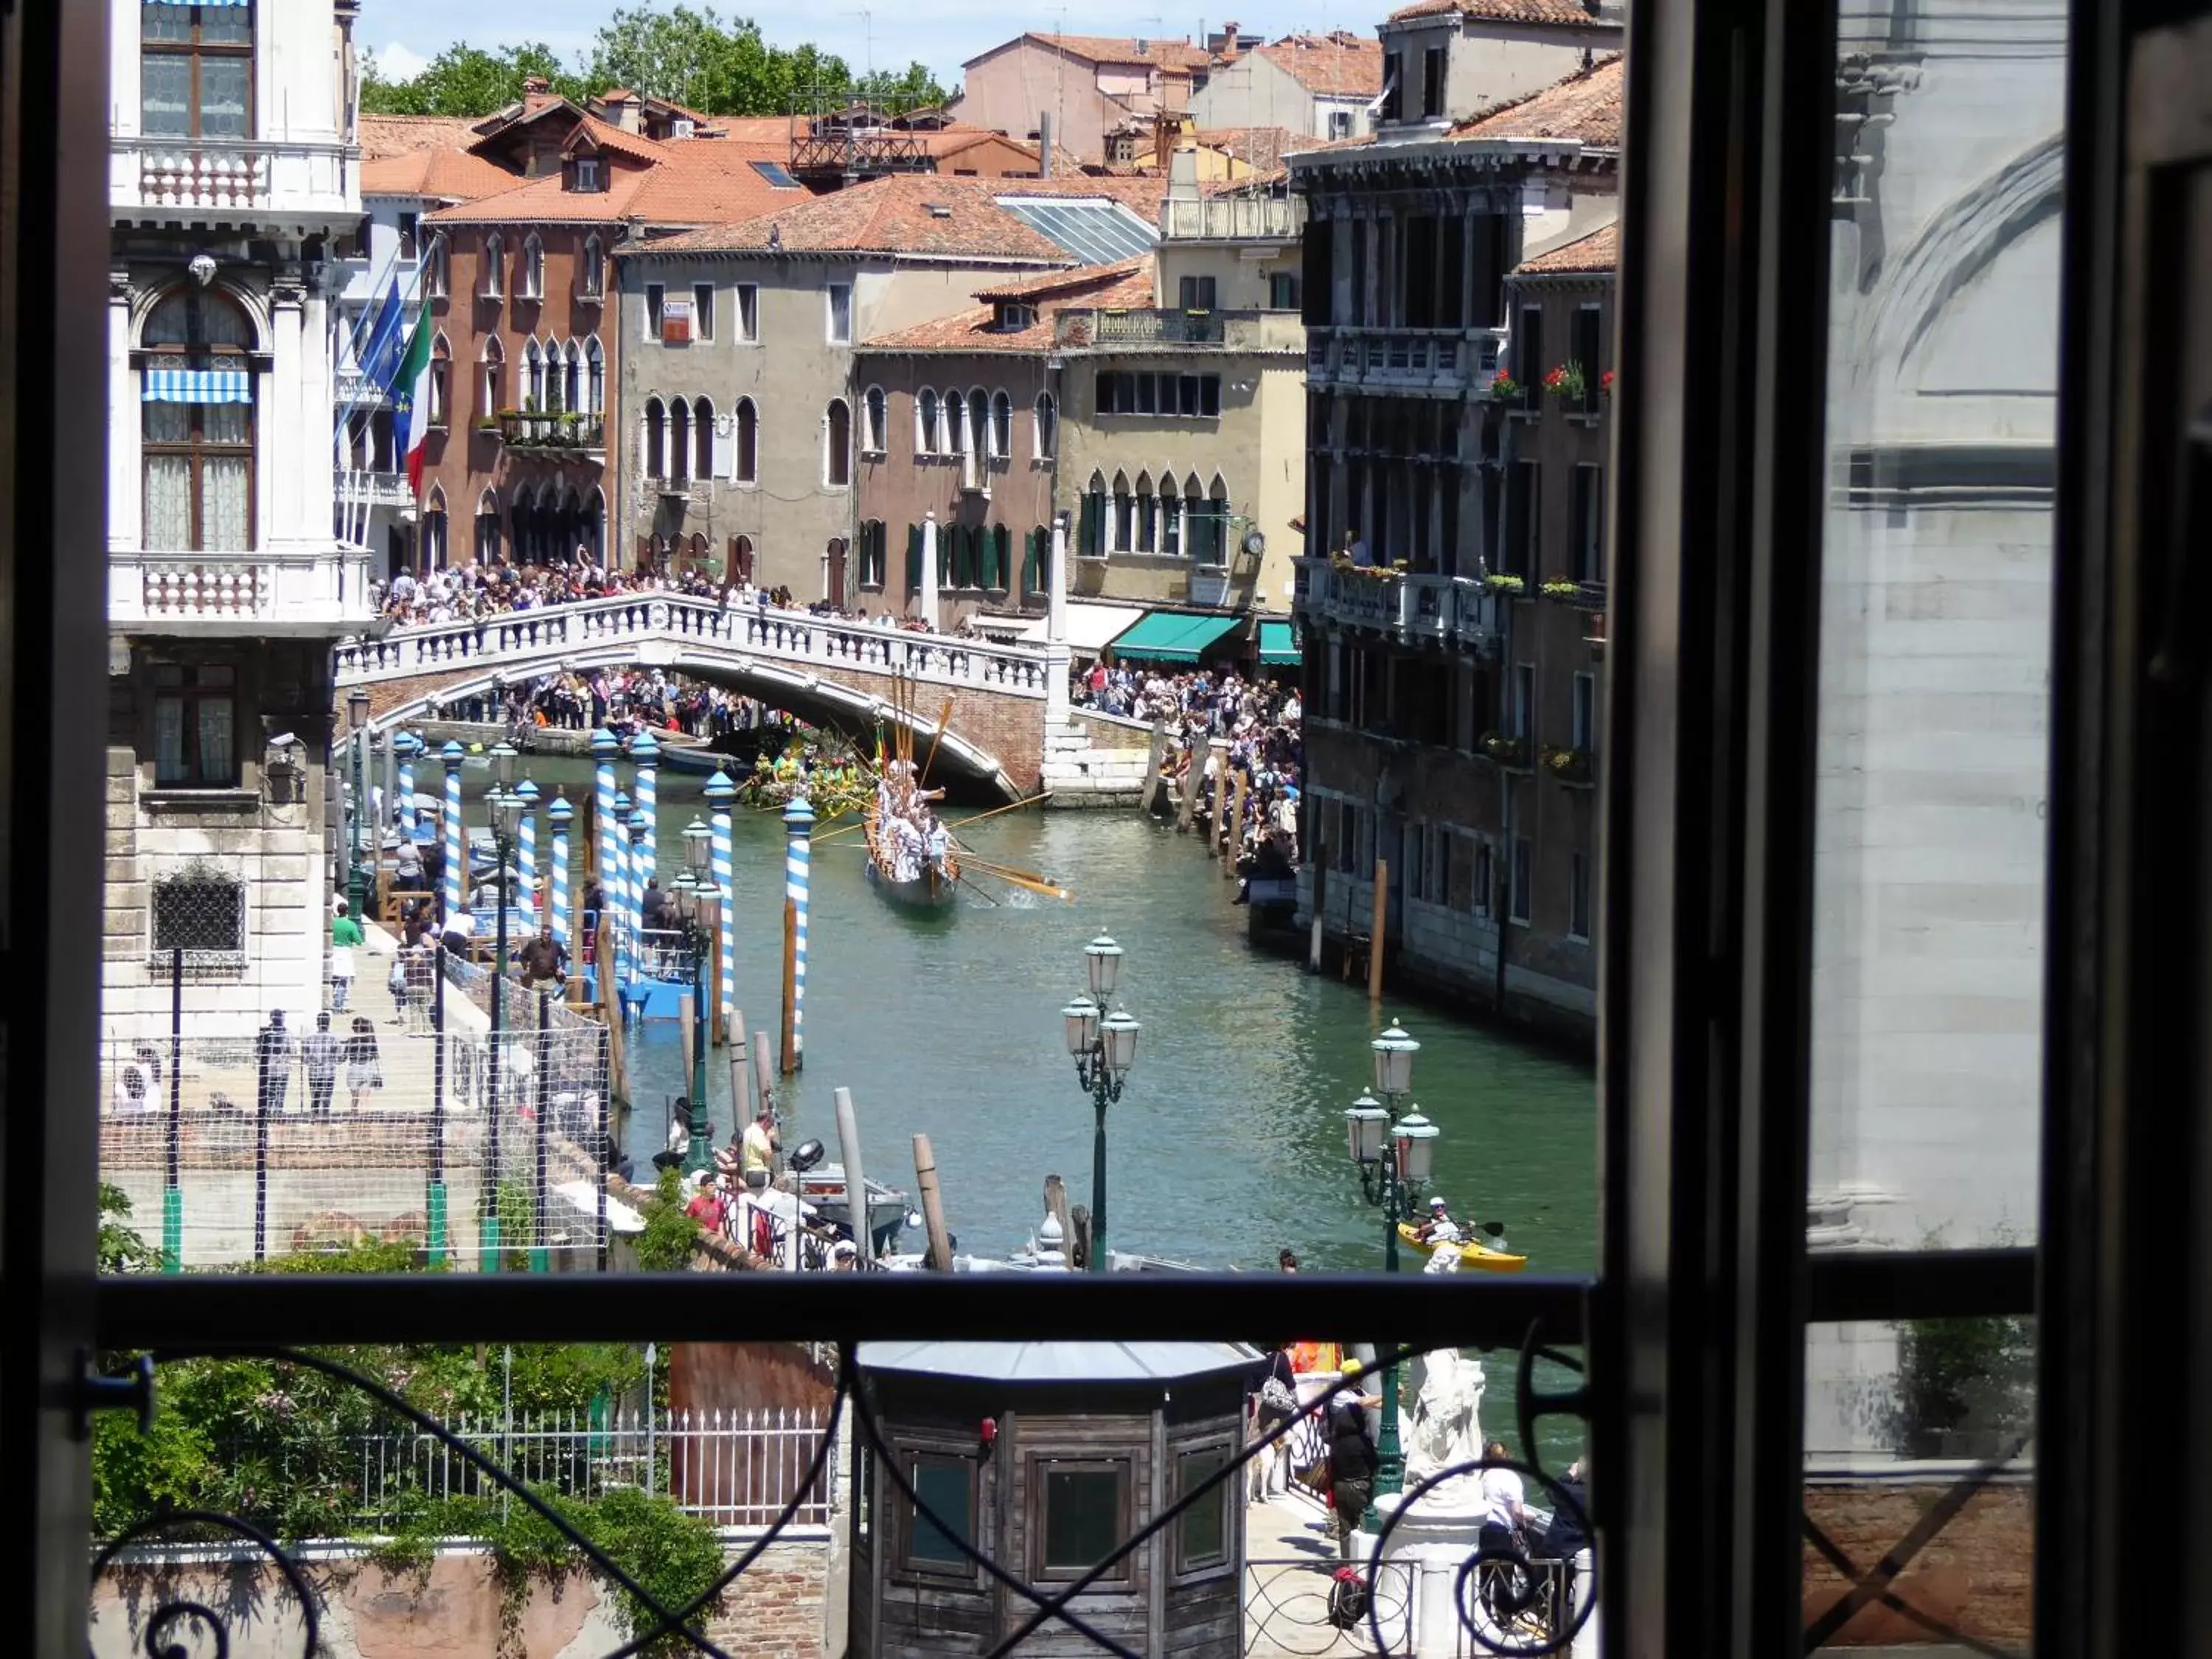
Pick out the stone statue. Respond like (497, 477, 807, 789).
(1401, 1346, 1488, 1492)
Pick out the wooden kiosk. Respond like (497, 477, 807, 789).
(850, 1340, 1262, 1658)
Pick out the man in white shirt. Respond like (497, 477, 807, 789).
(1477, 1440, 1529, 1618)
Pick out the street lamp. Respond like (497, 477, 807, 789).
(672, 815, 718, 1177)
(345, 689, 371, 919)
(1062, 933, 1138, 1273)
(490, 740, 519, 793)
(1343, 1017, 1432, 1527)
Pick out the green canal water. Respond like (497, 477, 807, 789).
(494, 758, 1596, 1453)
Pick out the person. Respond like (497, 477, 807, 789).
(1478, 1439, 1533, 1617)
(114, 1053, 155, 1112)
(330, 900, 364, 1012)
(653, 1099, 692, 1172)
(439, 902, 476, 958)
(255, 1009, 291, 1116)
(684, 1170, 726, 1232)
(388, 945, 412, 1025)
(344, 1016, 383, 1109)
(1278, 1248, 1299, 1273)
(1541, 1459, 1590, 1638)
(301, 1012, 342, 1117)
(1247, 1344, 1301, 1500)
(741, 1104, 777, 1191)
(1325, 1390, 1382, 1555)
(1416, 1195, 1461, 1246)
(394, 835, 424, 892)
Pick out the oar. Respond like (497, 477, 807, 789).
(962, 859, 1074, 901)
(918, 695, 955, 785)
(955, 873, 1004, 907)
(939, 793, 1053, 835)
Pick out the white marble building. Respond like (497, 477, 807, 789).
(1804, 0, 2067, 1455)
(104, 0, 375, 1041)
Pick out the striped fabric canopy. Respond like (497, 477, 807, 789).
(142, 367, 252, 404)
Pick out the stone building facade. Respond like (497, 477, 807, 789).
(104, 0, 374, 1040)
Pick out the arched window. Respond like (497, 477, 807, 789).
(581, 234, 605, 301)
(586, 337, 605, 420)
(141, 285, 256, 552)
(1079, 470, 1107, 557)
(422, 486, 449, 568)
(1184, 473, 1207, 563)
(1025, 524, 1050, 595)
(479, 335, 504, 413)
(524, 338, 545, 410)
(1208, 475, 1231, 568)
(1161, 467, 1183, 556)
(692, 396, 714, 479)
(669, 397, 692, 482)
(428, 333, 451, 426)
(1110, 470, 1133, 554)
(734, 398, 758, 484)
(969, 389, 992, 460)
(731, 534, 755, 584)
(824, 397, 852, 488)
(482, 233, 504, 299)
(642, 396, 666, 481)
(863, 385, 887, 454)
(987, 524, 1011, 591)
(474, 487, 501, 560)
(586, 487, 606, 563)
(917, 388, 940, 453)
(1034, 392, 1057, 460)
(425, 234, 450, 299)
(858, 520, 887, 587)
(1135, 470, 1156, 554)
(990, 390, 1012, 460)
(563, 340, 582, 414)
(521, 233, 545, 301)
(947, 390, 967, 456)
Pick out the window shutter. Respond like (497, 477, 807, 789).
(906, 524, 922, 592)
(1079, 492, 1099, 557)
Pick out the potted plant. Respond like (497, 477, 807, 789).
(1481, 731, 1530, 768)
(1545, 745, 1593, 784)
(1543, 360, 1587, 402)
(1489, 370, 1522, 403)
(1540, 579, 1582, 601)
(1483, 571, 1526, 595)
(1600, 368, 1616, 398)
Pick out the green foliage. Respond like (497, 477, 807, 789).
(1893, 1313, 2036, 1457)
(362, 41, 585, 116)
(98, 1183, 164, 1274)
(634, 1166, 705, 1271)
(361, 10, 947, 119)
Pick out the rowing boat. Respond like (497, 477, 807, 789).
(862, 793, 960, 911)
(1394, 1221, 1528, 1273)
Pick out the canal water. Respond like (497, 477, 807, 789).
(489, 757, 1596, 1453)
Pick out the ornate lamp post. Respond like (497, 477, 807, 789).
(344, 688, 371, 919)
(672, 815, 718, 1178)
(1343, 1018, 1435, 1527)
(1060, 933, 1139, 1273)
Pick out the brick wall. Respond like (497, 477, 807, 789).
(704, 1540, 829, 1659)
(1801, 1478, 2031, 1649)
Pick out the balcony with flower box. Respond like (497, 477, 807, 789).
(495, 411, 606, 456)
(1052, 308, 1305, 353)
(1293, 557, 1500, 654)
(109, 547, 380, 637)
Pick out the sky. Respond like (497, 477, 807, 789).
(361, 0, 1376, 97)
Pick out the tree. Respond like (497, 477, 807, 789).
(853, 62, 950, 115)
(361, 41, 585, 117)
(588, 5, 748, 111)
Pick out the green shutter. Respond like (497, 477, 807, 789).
(906, 524, 922, 591)
(1024, 528, 1043, 594)
(1078, 492, 1099, 558)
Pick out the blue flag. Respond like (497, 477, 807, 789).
(357, 276, 408, 396)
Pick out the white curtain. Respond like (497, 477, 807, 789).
(145, 456, 193, 550)
(197, 698, 234, 782)
(202, 458, 250, 550)
(153, 696, 186, 785)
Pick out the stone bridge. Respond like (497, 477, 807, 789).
(336, 594, 1071, 799)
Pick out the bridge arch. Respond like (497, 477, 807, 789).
(364, 646, 1026, 801)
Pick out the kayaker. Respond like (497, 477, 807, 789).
(1414, 1195, 1461, 1245)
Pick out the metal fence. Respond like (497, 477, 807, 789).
(1244, 1557, 1415, 1658)
(345, 1405, 834, 1529)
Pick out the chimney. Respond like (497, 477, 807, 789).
(523, 74, 550, 95)
(602, 89, 641, 132)
(1155, 111, 1175, 173)
(1039, 111, 1054, 177)
(1221, 21, 1240, 55)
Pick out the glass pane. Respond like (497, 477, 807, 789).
(198, 57, 250, 138)
(141, 3, 193, 43)
(1806, 0, 2066, 1250)
(196, 695, 234, 785)
(199, 6, 253, 46)
(201, 456, 250, 550)
(140, 55, 191, 135)
(1804, 1321, 2034, 1654)
(143, 454, 192, 549)
(911, 1460, 970, 1565)
(1175, 1450, 1227, 1568)
(153, 696, 187, 785)
(1041, 1467, 1122, 1570)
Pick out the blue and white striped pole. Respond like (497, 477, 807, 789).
(704, 771, 739, 1020)
(590, 729, 619, 970)
(395, 731, 421, 852)
(440, 741, 466, 919)
(611, 790, 634, 989)
(546, 791, 574, 967)
(513, 777, 540, 930)
(630, 731, 661, 894)
(782, 796, 814, 1071)
(630, 814, 653, 980)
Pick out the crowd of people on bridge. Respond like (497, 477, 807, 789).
(1074, 663, 1304, 889)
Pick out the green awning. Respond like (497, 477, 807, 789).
(1257, 621, 1299, 665)
(1105, 611, 1243, 663)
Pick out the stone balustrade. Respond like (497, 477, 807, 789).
(111, 549, 380, 634)
(1293, 557, 1500, 653)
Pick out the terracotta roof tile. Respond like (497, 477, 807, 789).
(860, 257, 1157, 352)
(973, 254, 1152, 301)
(1252, 34, 1385, 96)
(361, 144, 522, 203)
(1513, 220, 1617, 273)
(982, 32, 1215, 72)
(563, 111, 671, 165)
(358, 114, 479, 161)
(1188, 125, 1333, 174)
(636, 173, 1166, 260)
(1451, 54, 1624, 146)
(1388, 0, 1612, 24)
(422, 141, 801, 228)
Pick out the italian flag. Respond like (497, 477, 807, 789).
(393, 318, 434, 496)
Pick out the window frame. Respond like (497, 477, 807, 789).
(734, 283, 759, 343)
(139, 288, 257, 554)
(150, 661, 240, 790)
(692, 282, 714, 342)
(482, 232, 505, 301)
(899, 1449, 980, 1580)
(826, 282, 853, 345)
(1029, 1454, 1133, 1585)
(139, 0, 254, 141)
(862, 385, 887, 456)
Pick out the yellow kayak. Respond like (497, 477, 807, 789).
(1397, 1222, 1528, 1273)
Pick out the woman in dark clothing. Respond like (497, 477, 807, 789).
(1246, 1346, 1301, 1500)
(1326, 1391, 1382, 1555)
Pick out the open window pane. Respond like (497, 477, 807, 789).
(910, 1458, 972, 1567)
